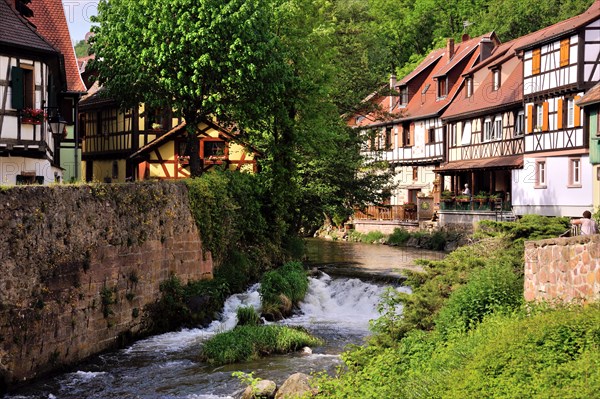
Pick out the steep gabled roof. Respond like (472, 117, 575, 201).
(398, 49, 445, 86)
(29, 0, 87, 93)
(515, 0, 600, 51)
(0, 0, 58, 54)
(577, 81, 600, 107)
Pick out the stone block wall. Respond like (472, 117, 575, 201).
(524, 235, 600, 303)
(0, 182, 212, 388)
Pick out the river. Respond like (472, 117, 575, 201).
(4, 239, 443, 399)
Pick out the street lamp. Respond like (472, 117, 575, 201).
(48, 112, 68, 137)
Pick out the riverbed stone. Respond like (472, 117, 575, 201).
(275, 373, 315, 399)
(241, 379, 277, 399)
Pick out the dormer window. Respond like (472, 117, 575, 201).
(437, 77, 448, 98)
(399, 86, 408, 106)
(492, 69, 501, 91)
(466, 77, 473, 98)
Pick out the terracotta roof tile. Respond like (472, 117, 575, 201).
(29, 0, 87, 93)
(578, 82, 600, 107)
(0, 0, 57, 53)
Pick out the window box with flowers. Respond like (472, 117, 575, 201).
(21, 108, 46, 125)
(177, 155, 190, 165)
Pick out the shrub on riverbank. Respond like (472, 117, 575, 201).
(316, 216, 596, 396)
(348, 228, 459, 250)
(316, 304, 600, 398)
(201, 325, 322, 365)
(259, 261, 308, 320)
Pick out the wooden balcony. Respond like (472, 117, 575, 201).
(354, 205, 417, 221)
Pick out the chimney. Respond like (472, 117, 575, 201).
(480, 37, 494, 62)
(447, 38, 455, 60)
(389, 73, 397, 112)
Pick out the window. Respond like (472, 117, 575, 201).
(560, 38, 570, 67)
(10, 65, 35, 110)
(492, 69, 501, 91)
(466, 77, 473, 98)
(437, 77, 448, 98)
(427, 128, 436, 143)
(536, 104, 544, 131)
(484, 118, 493, 141)
(385, 127, 392, 150)
(515, 111, 524, 136)
(146, 107, 170, 131)
(494, 117, 502, 140)
(567, 98, 575, 127)
(412, 167, 418, 181)
(112, 161, 119, 180)
(402, 124, 412, 147)
(203, 141, 225, 159)
(400, 86, 408, 105)
(535, 160, 546, 188)
(449, 123, 456, 147)
(532, 48, 541, 75)
(569, 158, 581, 187)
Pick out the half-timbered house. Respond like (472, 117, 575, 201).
(0, 0, 85, 184)
(129, 120, 258, 180)
(437, 37, 529, 225)
(512, 1, 600, 217)
(348, 33, 499, 215)
(79, 81, 258, 182)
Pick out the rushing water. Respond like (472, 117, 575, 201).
(4, 240, 440, 399)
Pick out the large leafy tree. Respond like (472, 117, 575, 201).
(90, 0, 276, 176)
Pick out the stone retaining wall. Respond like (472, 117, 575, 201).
(0, 182, 212, 389)
(524, 235, 600, 303)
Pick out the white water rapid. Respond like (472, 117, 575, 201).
(5, 273, 409, 399)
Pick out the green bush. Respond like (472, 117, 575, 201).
(201, 325, 322, 364)
(316, 305, 600, 399)
(259, 261, 308, 319)
(435, 261, 523, 336)
(236, 306, 262, 326)
(386, 228, 411, 245)
(361, 230, 385, 243)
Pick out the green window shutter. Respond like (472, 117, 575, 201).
(11, 67, 24, 110)
(590, 109, 598, 137)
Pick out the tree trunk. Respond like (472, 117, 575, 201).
(185, 117, 202, 177)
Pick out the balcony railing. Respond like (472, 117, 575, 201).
(354, 205, 417, 221)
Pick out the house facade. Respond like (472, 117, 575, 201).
(0, 0, 84, 184)
(512, 4, 600, 217)
(438, 37, 526, 225)
(79, 82, 258, 182)
(578, 82, 600, 211)
(348, 33, 499, 214)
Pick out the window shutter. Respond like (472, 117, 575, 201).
(532, 49, 541, 75)
(527, 104, 533, 133)
(542, 102, 549, 131)
(560, 39, 570, 67)
(557, 98, 563, 129)
(410, 123, 415, 146)
(574, 95, 581, 126)
(10, 67, 24, 110)
(424, 128, 430, 144)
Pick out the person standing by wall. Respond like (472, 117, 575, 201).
(571, 211, 598, 235)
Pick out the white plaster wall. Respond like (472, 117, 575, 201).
(0, 157, 62, 185)
(389, 164, 437, 205)
(512, 155, 593, 217)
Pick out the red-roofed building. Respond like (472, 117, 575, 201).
(436, 36, 530, 225)
(578, 81, 600, 211)
(0, 0, 85, 184)
(347, 33, 500, 220)
(511, 0, 600, 217)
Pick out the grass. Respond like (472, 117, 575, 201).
(200, 325, 323, 365)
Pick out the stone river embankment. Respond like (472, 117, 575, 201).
(0, 182, 212, 390)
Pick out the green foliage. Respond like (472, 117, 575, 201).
(236, 306, 262, 327)
(259, 261, 308, 317)
(200, 325, 322, 364)
(73, 39, 90, 58)
(317, 305, 600, 398)
(386, 228, 411, 245)
(150, 274, 232, 332)
(435, 261, 523, 337)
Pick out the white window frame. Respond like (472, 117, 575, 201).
(535, 105, 543, 131)
(484, 118, 493, 141)
(466, 77, 473, 98)
(492, 69, 501, 91)
(567, 98, 575, 128)
(568, 157, 581, 187)
(493, 116, 502, 140)
(535, 159, 547, 188)
(515, 111, 524, 136)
